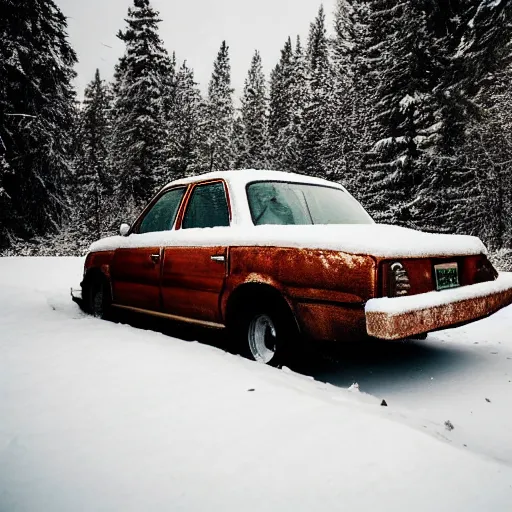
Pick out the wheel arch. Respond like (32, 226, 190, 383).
(224, 282, 301, 335)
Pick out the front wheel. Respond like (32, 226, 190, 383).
(87, 276, 112, 319)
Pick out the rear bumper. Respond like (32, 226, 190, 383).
(365, 272, 512, 340)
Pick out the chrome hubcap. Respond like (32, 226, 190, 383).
(248, 314, 277, 364)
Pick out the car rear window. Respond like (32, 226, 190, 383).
(247, 181, 374, 226)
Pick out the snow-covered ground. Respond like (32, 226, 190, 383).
(1, 257, 512, 511)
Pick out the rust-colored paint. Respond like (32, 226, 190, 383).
(111, 303, 225, 329)
(226, 247, 376, 302)
(294, 302, 367, 342)
(161, 246, 227, 323)
(87, 245, 379, 342)
(220, 247, 377, 341)
(367, 287, 512, 340)
(174, 184, 194, 231)
(83, 178, 508, 349)
(85, 251, 115, 274)
(110, 247, 162, 311)
(83, 241, 508, 344)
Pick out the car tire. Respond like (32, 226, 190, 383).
(87, 276, 112, 320)
(237, 300, 298, 367)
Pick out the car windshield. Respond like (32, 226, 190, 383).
(247, 181, 374, 226)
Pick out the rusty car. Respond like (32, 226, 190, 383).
(72, 170, 512, 365)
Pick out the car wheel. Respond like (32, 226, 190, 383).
(239, 302, 298, 366)
(87, 276, 112, 320)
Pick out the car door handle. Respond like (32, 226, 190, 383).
(150, 253, 160, 263)
(211, 255, 225, 263)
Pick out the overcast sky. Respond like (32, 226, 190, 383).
(55, 0, 335, 101)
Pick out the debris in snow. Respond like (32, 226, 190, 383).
(248, 388, 255, 392)
(445, 420, 455, 431)
(348, 383, 360, 392)
(485, 398, 491, 403)
(381, 400, 388, 407)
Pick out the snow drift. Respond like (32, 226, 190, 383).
(1, 257, 512, 511)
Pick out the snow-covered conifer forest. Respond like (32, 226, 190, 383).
(1, 0, 511, 262)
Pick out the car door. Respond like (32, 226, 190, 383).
(110, 187, 187, 312)
(161, 180, 230, 324)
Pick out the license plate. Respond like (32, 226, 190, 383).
(435, 262, 460, 291)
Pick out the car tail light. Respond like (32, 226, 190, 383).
(389, 262, 411, 297)
(474, 256, 498, 283)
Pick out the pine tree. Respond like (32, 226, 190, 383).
(321, 0, 365, 184)
(239, 50, 268, 169)
(461, 63, 512, 249)
(199, 41, 235, 172)
(267, 36, 309, 172)
(284, 36, 309, 174)
(110, 0, 173, 215)
(412, 0, 512, 234)
(268, 37, 295, 169)
(452, 0, 512, 96)
(302, 5, 332, 177)
(365, 2, 439, 224)
(0, 0, 77, 247)
(167, 61, 201, 178)
(231, 114, 247, 170)
(75, 69, 113, 241)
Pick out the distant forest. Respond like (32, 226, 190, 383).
(1, 0, 511, 259)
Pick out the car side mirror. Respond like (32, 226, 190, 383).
(119, 223, 130, 237)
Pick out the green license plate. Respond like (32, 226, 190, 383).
(435, 262, 460, 291)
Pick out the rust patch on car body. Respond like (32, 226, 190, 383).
(295, 302, 367, 342)
(228, 247, 376, 299)
(224, 247, 376, 341)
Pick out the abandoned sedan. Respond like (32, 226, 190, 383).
(73, 170, 512, 365)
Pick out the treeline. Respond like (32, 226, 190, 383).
(1, 0, 512, 255)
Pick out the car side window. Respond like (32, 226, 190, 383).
(139, 187, 186, 234)
(182, 182, 230, 229)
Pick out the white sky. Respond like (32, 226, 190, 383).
(55, 0, 335, 101)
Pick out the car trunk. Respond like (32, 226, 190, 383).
(377, 254, 498, 299)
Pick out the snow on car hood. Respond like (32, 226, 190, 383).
(89, 223, 487, 259)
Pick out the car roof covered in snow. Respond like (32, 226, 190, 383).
(162, 169, 348, 192)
